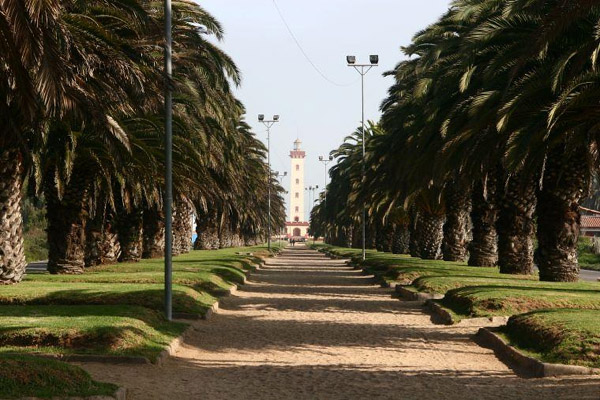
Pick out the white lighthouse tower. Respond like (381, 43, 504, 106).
(286, 139, 309, 238)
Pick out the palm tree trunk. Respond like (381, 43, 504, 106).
(366, 222, 377, 249)
(117, 207, 143, 262)
(418, 213, 444, 260)
(45, 167, 89, 275)
(392, 223, 410, 254)
(99, 219, 120, 265)
(142, 207, 165, 259)
(536, 148, 589, 282)
(219, 226, 233, 249)
(0, 149, 27, 283)
(84, 206, 120, 267)
(377, 223, 394, 252)
(351, 224, 361, 249)
(328, 227, 339, 246)
(173, 198, 193, 256)
(468, 177, 498, 267)
(442, 184, 472, 261)
(335, 226, 352, 248)
(194, 211, 220, 250)
(343, 226, 353, 248)
(409, 208, 421, 258)
(496, 172, 536, 275)
(231, 232, 244, 247)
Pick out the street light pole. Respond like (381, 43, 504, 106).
(305, 185, 319, 241)
(275, 171, 287, 249)
(346, 55, 378, 261)
(318, 155, 333, 208)
(164, 0, 173, 321)
(318, 155, 333, 244)
(258, 114, 280, 252)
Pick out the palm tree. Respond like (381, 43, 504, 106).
(0, 0, 147, 280)
(468, 176, 498, 267)
(442, 183, 472, 262)
(0, 1, 58, 282)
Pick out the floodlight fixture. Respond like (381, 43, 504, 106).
(346, 53, 379, 261)
(258, 112, 280, 251)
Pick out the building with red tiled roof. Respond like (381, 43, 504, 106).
(581, 208, 600, 237)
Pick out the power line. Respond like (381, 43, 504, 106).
(272, 0, 357, 88)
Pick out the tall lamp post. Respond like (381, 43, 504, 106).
(275, 171, 287, 248)
(305, 185, 319, 239)
(318, 155, 334, 207)
(347, 55, 378, 261)
(258, 114, 280, 252)
(164, 0, 173, 321)
(318, 155, 333, 243)
(305, 185, 319, 217)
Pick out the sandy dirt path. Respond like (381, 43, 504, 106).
(78, 245, 600, 399)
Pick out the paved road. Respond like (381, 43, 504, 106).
(78, 245, 600, 399)
(580, 268, 600, 282)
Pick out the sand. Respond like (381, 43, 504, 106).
(77, 245, 600, 399)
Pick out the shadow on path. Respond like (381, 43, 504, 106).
(78, 244, 600, 400)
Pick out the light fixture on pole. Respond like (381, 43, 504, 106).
(259, 114, 280, 252)
(305, 185, 319, 221)
(318, 155, 334, 206)
(163, 0, 173, 321)
(347, 55, 378, 261)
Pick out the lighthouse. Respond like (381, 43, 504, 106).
(286, 139, 309, 238)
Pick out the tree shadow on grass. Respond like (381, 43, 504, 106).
(0, 305, 188, 361)
(0, 288, 208, 315)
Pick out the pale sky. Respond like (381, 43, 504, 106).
(200, 0, 452, 219)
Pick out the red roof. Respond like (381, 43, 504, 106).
(581, 216, 600, 229)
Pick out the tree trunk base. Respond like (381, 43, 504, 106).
(0, 149, 27, 283)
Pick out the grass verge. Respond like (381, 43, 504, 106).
(501, 309, 600, 369)
(315, 243, 600, 368)
(0, 305, 187, 361)
(315, 244, 600, 317)
(0, 354, 117, 399)
(1, 244, 275, 365)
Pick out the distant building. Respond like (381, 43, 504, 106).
(286, 139, 309, 238)
(581, 207, 600, 237)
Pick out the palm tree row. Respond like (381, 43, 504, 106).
(0, 0, 285, 283)
(311, 0, 600, 282)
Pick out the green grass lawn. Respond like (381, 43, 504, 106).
(441, 282, 600, 318)
(0, 354, 117, 399)
(501, 309, 600, 368)
(313, 243, 505, 284)
(315, 243, 600, 318)
(0, 281, 213, 315)
(0, 305, 187, 361)
(315, 242, 600, 368)
(0, 244, 274, 363)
